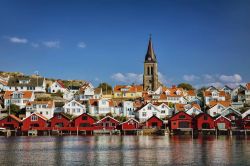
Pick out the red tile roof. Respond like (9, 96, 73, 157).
(56, 80, 65, 88)
(4, 91, 33, 99)
(209, 101, 231, 108)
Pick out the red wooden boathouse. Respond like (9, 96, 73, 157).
(170, 111, 193, 130)
(195, 113, 215, 130)
(0, 114, 21, 129)
(21, 113, 48, 131)
(118, 118, 139, 130)
(50, 113, 71, 129)
(145, 115, 163, 129)
(214, 115, 231, 130)
(73, 113, 96, 130)
(95, 116, 119, 130)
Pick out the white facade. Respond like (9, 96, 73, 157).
(4, 91, 35, 109)
(7, 78, 46, 93)
(204, 90, 226, 105)
(63, 90, 75, 101)
(122, 101, 135, 117)
(207, 104, 227, 117)
(26, 101, 55, 119)
(186, 106, 202, 116)
(49, 81, 67, 93)
(89, 99, 114, 116)
(135, 103, 167, 122)
(63, 100, 86, 116)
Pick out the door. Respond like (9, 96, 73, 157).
(217, 123, 225, 129)
(202, 123, 210, 129)
(179, 122, 189, 128)
(152, 122, 158, 128)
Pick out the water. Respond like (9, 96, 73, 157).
(0, 135, 249, 166)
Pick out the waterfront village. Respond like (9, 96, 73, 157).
(0, 37, 250, 136)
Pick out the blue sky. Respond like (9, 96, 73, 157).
(0, 0, 249, 88)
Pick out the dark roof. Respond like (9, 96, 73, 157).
(145, 35, 157, 63)
(7, 76, 44, 87)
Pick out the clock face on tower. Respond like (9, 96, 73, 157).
(148, 57, 151, 61)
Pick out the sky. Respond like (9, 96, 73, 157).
(0, 0, 250, 88)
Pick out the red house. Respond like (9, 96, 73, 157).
(73, 113, 96, 130)
(22, 113, 48, 131)
(145, 115, 163, 129)
(221, 107, 242, 129)
(95, 116, 119, 130)
(242, 109, 250, 129)
(50, 113, 71, 129)
(170, 111, 193, 130)
(118, 118, 139, 130)
(0, 114, 21, 129)
(214, 115, 231, 130)
(195, 113, 215, 130)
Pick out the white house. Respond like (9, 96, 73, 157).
(245, 83, 250, 104)
(220, 85, 233, 95)
(76, 83, 95, 101)
(232, 85, 246, 102)
(0, 80, 8, 92)
(7, 76, 46, 92)
(122, 101, 135, 117)
(88, 99, 114, 116)
(155, 103, 173, 117)
(26, 101, 55, 119)
(4, 91, 35, 109)
(48, 80, 67, 93)
(63, 100, 86, 116)
(135, 103, 168, 122)
(186, 104, 202, 116)
(203, 89, 227, 105)
(63, 90, 75, 101)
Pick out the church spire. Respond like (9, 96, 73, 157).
(145, 34, 157, 62)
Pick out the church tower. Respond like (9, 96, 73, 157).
(143, 35, 159, 91)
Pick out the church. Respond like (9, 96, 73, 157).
(143, 36, 161, 91)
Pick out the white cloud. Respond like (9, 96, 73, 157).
(8, 37, 28, 44)
(31, 42, 39, 48)
(203, 74, 215, 82)
(111, 73, 143, 84)
(43, 41, 60, 48)
(78, 42, 86, 48)
(219, 74, 242, 83)
(183, 74, 200, 82)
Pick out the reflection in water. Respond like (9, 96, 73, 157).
(0, 135, 250, 165)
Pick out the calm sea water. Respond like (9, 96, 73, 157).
(0, 135, 249, 166)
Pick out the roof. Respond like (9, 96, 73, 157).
(114, 85, 143, 93)
(203, 90, 226, 97)
(187, 90, 196, 96)
(7, 76, 44, 87)
(94, 88, 102, 94)
(0, 80, 8, 86)
(146, 115, 163, 122)
(89, 99, 98, 106)
(120, 118, 139, 125)
(246, 83, 250, 90)
(26, 100, 54, 108)
(209, 101, 231, 108)
(192, 103, 201, 110)
(242, 109, 250, 119)
(175, 103, 185, 112)
(215, 115, 231, 122)
(96, 116, 120, 124)
(56, 80, 65, 88)
(145, 35, 157, 63)
(4, 91, 33, 99)
(73, 113, 97, 121)
(23, 112, 48, 121)
(221, 107, 242, 117)
(165, 87, 184, 97)
(0, 114, 22, 122)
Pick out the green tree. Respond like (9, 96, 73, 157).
(8, 104, 20, 115)
(177, 83, 194, 90)
(98, 82, 113, 94)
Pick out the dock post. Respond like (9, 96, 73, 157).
(77, 127, 78, 136)
(192, 129, 193, 138)
(245, 130, 247, 138)
(215, 129, 217, 137)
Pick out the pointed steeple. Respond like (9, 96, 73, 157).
(145, 34, 157, 62)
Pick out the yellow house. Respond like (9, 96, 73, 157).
(113, 85, 143, 99)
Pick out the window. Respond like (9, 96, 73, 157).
(106, 117, 110, 121)
(112, 123, 116, 126)
(31, 115, 38, 121)
(204, 116, 208, 120)
(179, 115, 185, 119)
(82, 116, 88, 120)
(231, 116, 235, 120)
(142, 112, 147, 117)
(46, 111, 48, 115)
(77, 109, 80, 113)
(42, 105, 47, 108)
(162, 105, 165, 109)
(72, 102, 75, 106)
(153, 112, 157, 116)
(161, 110, 165, 114)
(148, 106, 152, 110)
(58, 115, 62, 119)
(213, 112, 216, 116)
(67, 109, 70, 113)
(7, 117, 11, 122)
